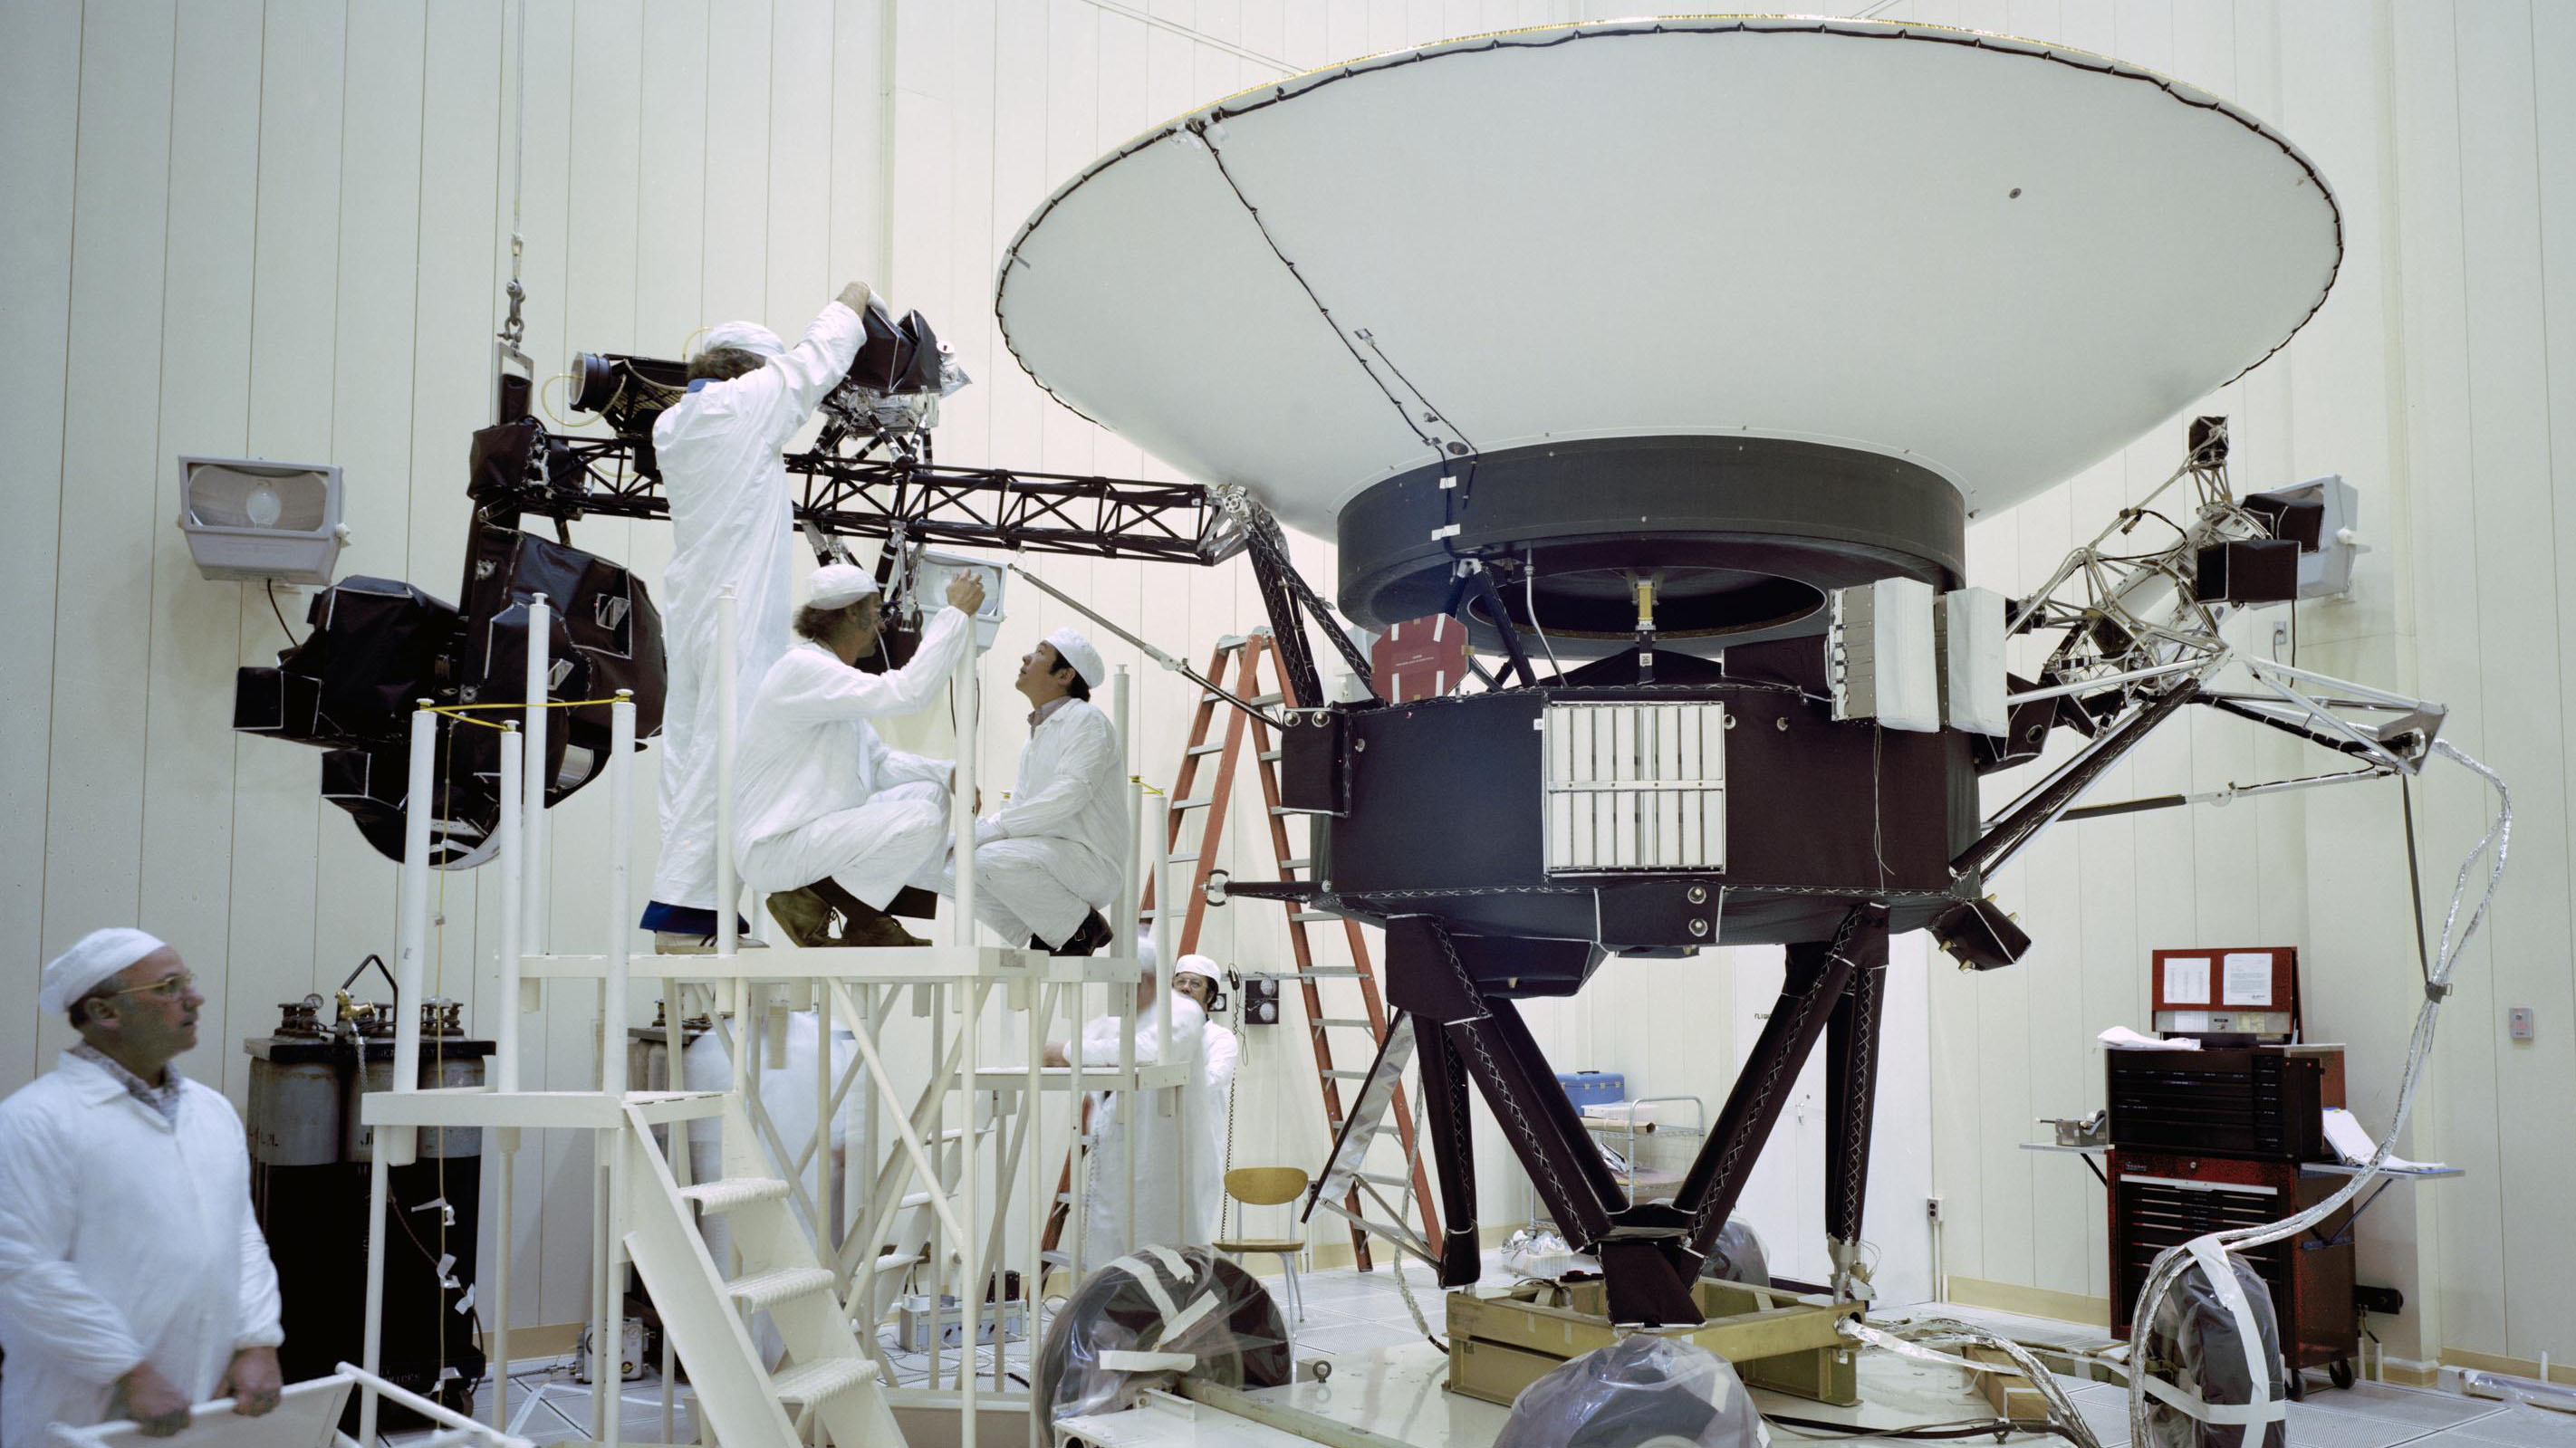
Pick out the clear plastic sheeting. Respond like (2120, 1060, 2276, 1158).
(1035, 1244, 1293, 1438)
(2140, 1251, 2286, 1448)
(1697, 1217, 1771, 1290)
(1500, 1226, 1600, 1282)
(1495, 1335, 1766, 1448)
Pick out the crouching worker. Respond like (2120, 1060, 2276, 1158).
(934, 628, 1129, 954)
(735, 562, 985, 947)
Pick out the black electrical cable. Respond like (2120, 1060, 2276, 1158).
(1765, 1408, 2081, 1442)
(264, 580, 304, 647)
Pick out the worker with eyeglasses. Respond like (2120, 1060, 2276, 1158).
(0, 930, 284, 1440)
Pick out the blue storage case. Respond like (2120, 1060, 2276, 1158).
(1555, 1069, 1627, 1108)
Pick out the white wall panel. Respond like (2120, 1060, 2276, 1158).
(40, 2, 178, 1080)
(147, 0, 264, 1096)
(0, 2, 82, 1088)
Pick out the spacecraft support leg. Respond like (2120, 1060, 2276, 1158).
(1381, 915, 1704, 1323)
(1673, 903, 1884, 1274)
(1823, 925, 1892, 1300)
(1413, 1023, 1484, 1287)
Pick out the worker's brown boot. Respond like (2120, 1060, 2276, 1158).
(834, 900, 929, 948)
(766, 887, 839, 948)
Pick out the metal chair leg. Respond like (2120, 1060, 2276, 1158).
(1282, 1251, 1303, 1323)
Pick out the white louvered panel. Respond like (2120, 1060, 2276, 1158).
(1541, 701, 1726, 875)
(1607, 705, 1628, 860)
(1548, 706, 1576, 868)
(1655, 705, 1684, 866)
(1677, 704, 1703, 864)
(1586, 705, 1607, 860)
(1700, 705, 1727, 868)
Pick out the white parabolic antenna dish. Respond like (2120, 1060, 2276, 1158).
(995, 17, 2341, 539)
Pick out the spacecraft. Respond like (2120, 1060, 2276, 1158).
(995, 17, 2379, 1326)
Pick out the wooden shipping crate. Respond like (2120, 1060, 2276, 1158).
(1445, 1279, 1861, 1409)
(1965, 1345, 2050, 1418)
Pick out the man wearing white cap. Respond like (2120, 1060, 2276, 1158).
(642, 280, 876, 953)
(932, 628, 1129, 954)
(734, 562, 986, 947)
(0, 931, 283, 1440)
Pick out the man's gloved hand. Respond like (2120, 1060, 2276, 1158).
(111, 1361, 192, 1438)
(947, 573, 987, 615)
(838, 280, 874, 314)
(220, 1345, 284, 1417)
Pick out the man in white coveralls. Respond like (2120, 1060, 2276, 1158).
(641, 281, 873, 952)
(931, 628, 1129, 955)
(734, 562, 985, 947)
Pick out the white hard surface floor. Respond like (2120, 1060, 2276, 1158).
(389, 1263, 2576, 1446)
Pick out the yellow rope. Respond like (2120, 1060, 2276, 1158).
(419, 697, 634, 729)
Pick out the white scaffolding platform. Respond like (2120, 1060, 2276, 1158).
(356, 589, 1190, 1448)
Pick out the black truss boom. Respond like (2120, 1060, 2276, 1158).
(506, 434, 1247, 566)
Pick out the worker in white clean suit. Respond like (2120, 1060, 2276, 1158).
(0, 930, 284, 1441)
(643, 280, 873, 952)
(735, 562, 985, 947)
(1174, 958, 1240, 1244)
(1047, 965, 1228, 1265)
(931, 628, 1127, 954)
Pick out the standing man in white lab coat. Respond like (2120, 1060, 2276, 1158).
(0, 930, 284, 1441)
(1048, 974, 1214, 1266)
(1172, 958, 1240, 1244)
(642, 282, 873, 953)
(933, 628, 1128, 954)
(735, 562, 985, 947)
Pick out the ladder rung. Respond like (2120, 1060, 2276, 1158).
(679, 1177, 792, 1214)
(1258, 749, 1283, 762)
(1359, 1172, 1408, 1189)
(1251, 692, 1284, 706)
(1167, 853, 1201, 867)
(1300, 967, 1364, 978)
(1174, 797, 1213, 811)
(726, 1266, 836, 1311)
(1289, 909, 1334, 924)
(771, 1356, 877, 1406)
(1268, 805, 1313, 816)
(1282, 857, 1312, 870)
(1312, 1017, 1373, 1030)
(1187, 743, 1225, 756)
(1041, 1248, 1072, 1266)
(1322, 1069, 1370, 1080)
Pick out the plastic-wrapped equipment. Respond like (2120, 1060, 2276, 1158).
(1035, 1245, 1293, 1435)
(2140, 1248, 2287, 1448)
(1495, 1335, 1767, 1448)
(1500, 1227, 1600, 1282)
(1697, 1216, 1772, 1290)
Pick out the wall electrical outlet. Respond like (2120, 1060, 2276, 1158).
(2507, 1006, 2535, 1042)
(1926, 1195, 1944, 1222)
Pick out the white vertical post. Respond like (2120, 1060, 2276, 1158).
(498, 725, 524, 1092)
(522, 595, 550, 965)
(1150, 793, 1172, 1066)
(1111, 667, 1135, 961)
(492, 724, 522, 1430)
(1026, 983, 1045, 1448)
(953, 622, 980, 948)
(361, 701, 438, 1445)
(960, 980, 981, 1448)
(716, 588, 740, 958)
(605, 691, 635, 1094)
(598, 690, 635, 1448)
(950, 613, 982, 1444)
